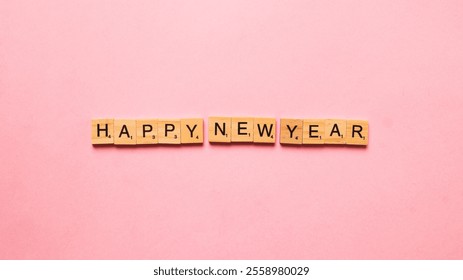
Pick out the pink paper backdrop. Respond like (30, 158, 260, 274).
(1, 0, 463, 259)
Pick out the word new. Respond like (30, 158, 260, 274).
(91, 118, 368, 146)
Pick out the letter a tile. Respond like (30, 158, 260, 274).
(114, 119, 137, 145)
(324, 119, 346, 144)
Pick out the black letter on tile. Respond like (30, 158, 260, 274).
(257, 124, 273, 137)
(142, 124, 152, 137)
(238, 122, 247, 135)
(309, 125, 319, 138)
(352, 125, 363, 138)
(119, 125, 130, 138)
(97, 123, 108, 137)
(186, 124, 197, 138)
(165, 124, 175, 137)
(287, 125, 297, 138)
(330, 124, 341, 137)
(215, 123, 226, 136)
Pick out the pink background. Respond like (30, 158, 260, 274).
(1, 0, 463, 259)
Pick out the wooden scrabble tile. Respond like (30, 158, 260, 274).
(302, 119, 325, 144)
(324, 119, 346, 144)
(253, 118, 276, 143)
(280, 119, 303, 144)
(158, 119, 181, 144)
(181, 118, 203, 144)
(114, 119, 137, 145)
(346, 120, 369, 146)
(136, 119, 158, 145)
(231, 117, 254, 142)
(91, 119, 114, 144)
(208, 117, 231, 143)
